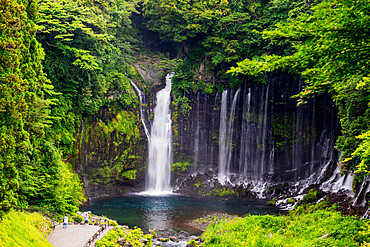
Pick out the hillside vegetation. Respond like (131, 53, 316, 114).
(200, 209, 370, 247)
(0, 0, 369, 241)
(0, 211, 53, 247)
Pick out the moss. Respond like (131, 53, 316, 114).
(206, 188, 238, 197)
(287, 198, 296, 204)
(266, 199, 276, 205)
(122, 169, 137, 180)
(171, 162, 191, 173)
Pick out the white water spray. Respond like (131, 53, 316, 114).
(145, 73, 174, 194)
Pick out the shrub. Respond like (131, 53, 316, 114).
(201, 209, 370, 246)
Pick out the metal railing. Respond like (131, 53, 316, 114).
(83, 222, 110, 247)
(15, 206, 112, 247)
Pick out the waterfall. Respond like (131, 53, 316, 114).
(218, 90, 228, 181)
(210, 92, 220, 165)
(172, 74, 341, 192)
(194, 92, 200, 165)
(130, 80, 150, 140)
(239, 88, 248, 174)
(243, 88, 252, 177)
(310, 97, 316, 174)
(218, 89, 240, 182)
(239, 84, 273, 180)
(145, 73, 174, 194)
(260, 83, 270, 177)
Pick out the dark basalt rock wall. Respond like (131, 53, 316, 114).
(172, 73, 339, 183)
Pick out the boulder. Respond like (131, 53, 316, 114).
(170, 236, 179, 242)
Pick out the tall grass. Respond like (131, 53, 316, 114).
(201, 210, 370, 246)
(0, 210, 53, 247)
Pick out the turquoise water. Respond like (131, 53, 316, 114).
(81, 194, 281, 234)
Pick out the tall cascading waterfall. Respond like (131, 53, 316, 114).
(145, 73, 174, 194)
(218, 89, 240, 182)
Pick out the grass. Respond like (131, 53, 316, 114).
(201, 209, 370, 246)
(95, 226, 154, 247)
(0, 210, 53, 247)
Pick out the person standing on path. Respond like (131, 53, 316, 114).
(84, 213, 89, 225)
(63, 215, 68, 229)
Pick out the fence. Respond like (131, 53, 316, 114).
(83, 221, 110, 247)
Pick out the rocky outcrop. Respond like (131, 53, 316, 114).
(75, 106, 147, 199)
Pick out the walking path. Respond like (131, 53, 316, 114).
(48, 224, 110, 247)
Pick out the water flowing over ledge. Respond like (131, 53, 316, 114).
(145, 72, 175, 194)
(130, 80, 151, 140)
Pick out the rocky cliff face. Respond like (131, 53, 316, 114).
(75, 105, 148, 199)
(172, 73, 340, 192)
(74, 54, 174, 200)
(76, 58, 341, 200)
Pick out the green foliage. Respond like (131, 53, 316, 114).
(187, 239, 199, 247)
(0, 0, 58, 214)
(109, 220, 119, 227)
(143, 0, 230, 42)
(46, 95, 79, 159)
(72, 215, 84, 223)
(171, 162, 191, 172)
(144, 0, 320, 95)
(173, 96, 192, 116)
(201, 210, 370, 246)
(84, 109, 143, 186)
(95, 227, 153, 247)
(122, 169, 137, 180)
(17, 142, 85, 214)
(228, 0, 370, 178)
(206, 188, 237, 197)
(37, 0, 140, 115)
(0, 210, 53, 247)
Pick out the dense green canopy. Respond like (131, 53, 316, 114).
(229, 0, 370, 179)
(1, 0, 369, 217)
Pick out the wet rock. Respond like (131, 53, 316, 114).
(158, 238, 170, 242)
(170, 236, 179, 242)
(117, 238, 126, 245)
(194, 237, 201, 241)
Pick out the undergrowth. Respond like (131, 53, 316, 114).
(95, 226, 154, 247)
(0, 210, 53, 247)
(200, 209, 370, 246)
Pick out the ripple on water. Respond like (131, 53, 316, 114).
(80, 194, 281, 234)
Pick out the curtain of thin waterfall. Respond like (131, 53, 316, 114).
(218, 89, 240, 182)
(172, 74, 339, 186)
